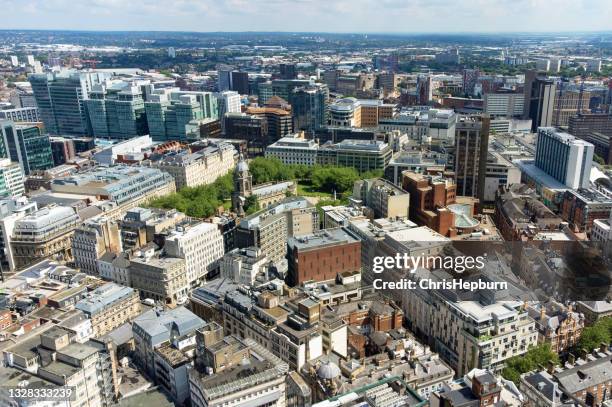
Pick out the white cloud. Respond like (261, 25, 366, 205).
(0, 0, 610, 32)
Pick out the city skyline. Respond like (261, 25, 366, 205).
(1, 0, 611, 33)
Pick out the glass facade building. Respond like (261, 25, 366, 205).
(29, 71, 111, 136)
(85, 81, 149, 140)
(290, 84, 329, 135)
(145, 90, 218, 141)
(0, 121, 54, 175)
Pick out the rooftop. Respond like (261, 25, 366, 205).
(75, 283, 136, 316)
(288, 228, 360, 251)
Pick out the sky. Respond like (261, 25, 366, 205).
(0, 0, 611, 33)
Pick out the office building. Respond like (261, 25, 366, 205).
(257, 79, 311, 105)
(216, 90, 241, 132)
(265, 133, 319, 166)
(483, 152, 521, 202)
(92, 134, 152, 165)
(10, 205, 80, 269)
(50, 137, 76, 166)
(454, 115, 491, 201)
(435, 48, 460, 64)
(328, 97, 362, 127)
(568, 113, 612, 139)
(462, 69, 480, 96)
(75, 282, 141, 337)
(290, 84, 328, 135)
(402, 171, 462, 237)
(223, 112, 268, 154)
(119, 206, 186, 250)
(318, 139, 392, 172)
(552, 88, 591, 127)
(133, 306, 205, 379)
(145, 88, 218, 141)
(245, 105, 293, 142)
(287, 228, 361, 286)
(3, 328, 118, 406)
(561, 188, 612, 233)
(0, 158, 25, 197)
(416, 75, 433, 104)
(279, 63, 297, 79)
(29, 70, 111, 135)
(0, 121, 54, 175)
(592, 210, 612, 243)
(231, 71, 249, 95)
(431, 370, 522, 407)
(534, 127, 594, 189)
(50, 166, 176, 219)
(8, 82, 37, 108)
(97, 252, 130, 286)
(218, 70, 249, 95)
(164, 221, 225, 287)
(130, 254, 190, 307)
(535, 59, 551, 72)
(0, 197, 37, 271)
(85, 79, 149, 140)
(0, 106, 40, 122)
(483, 90, 525, 118)
(152, 141, 236, 189)
(189, 336, 289, 407)
(71, 217, 122, 275)
(220, 247, 270, 285)
(377, 72, 399, 92)
(523, 70, 556, 131)
(235, 197, 318, 265)
(352, 178, 410, 219)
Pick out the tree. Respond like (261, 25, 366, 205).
(310, 166, 360, 194)
(148, 173, 234, 218)
(249, 157, 287, 184)
(502, 344, 559, 385)
(576, 317, 612, 353)
(244, 195, 260, 215)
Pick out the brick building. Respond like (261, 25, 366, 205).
(561, 188, 612, 234)
(286, 228, 361, 286)
(402, 171, 457, 236)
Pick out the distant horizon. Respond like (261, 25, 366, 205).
(1, 28, 612, 36)
(2, 0, 611, 34)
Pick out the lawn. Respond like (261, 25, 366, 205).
(296, 180, 334, 199)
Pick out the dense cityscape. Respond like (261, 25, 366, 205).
(0, 22, 612, 407)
